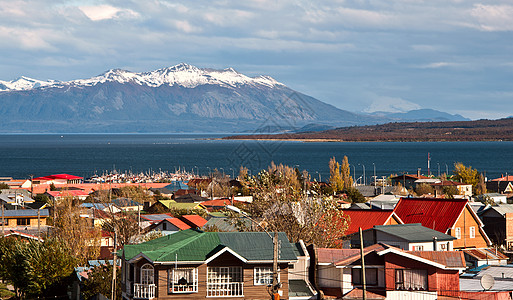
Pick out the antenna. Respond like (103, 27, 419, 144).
(480, 274, 494, 291)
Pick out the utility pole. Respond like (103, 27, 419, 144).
(272, 231, 279, 300)
(37, 208, 41, 240)
(1, 203, 4, 237)
(359, 227, 366, 300)
(111, 228, 117, 300)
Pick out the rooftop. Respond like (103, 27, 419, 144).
(373, 223, 456, 242)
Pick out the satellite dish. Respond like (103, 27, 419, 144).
(480, 274, 495, 290)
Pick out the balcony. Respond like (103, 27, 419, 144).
(206, 282, 244, 297)
(133, 283, 156, 299)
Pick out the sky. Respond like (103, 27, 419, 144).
(1, 0, 513, 119)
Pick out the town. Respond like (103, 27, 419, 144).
(1, 158, 513, 300)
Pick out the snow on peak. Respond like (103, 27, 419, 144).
(0, 76, 57, 91)
(1, 64, 285, 91)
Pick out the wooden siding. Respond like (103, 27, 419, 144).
(451, 205, 489, 249)
(383, 253, 438, 292)
(435, 269, 460, 298)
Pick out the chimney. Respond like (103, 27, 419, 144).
(433, 237, 438, 251)
(417, 168, 421, 177)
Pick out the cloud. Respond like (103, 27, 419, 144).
(79, 4, 139, 21)
(470, 4, 513, 31)
(417, 62, 462, 69)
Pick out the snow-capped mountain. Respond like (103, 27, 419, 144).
(0, 76, 58, 91)
(0, 63, 364, 133)
(0, 63, 283, 92)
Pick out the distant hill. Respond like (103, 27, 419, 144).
(367, 109, 469, 122)
(224, 118, 513, 142)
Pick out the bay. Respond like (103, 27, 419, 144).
(0, 134, 512, 182)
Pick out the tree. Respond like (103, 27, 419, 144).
(415, 183, 434, 196)
(341, 156, 353, 189)
(329, 157, 344, 193)
(443, 186, 460, 199)
(0, 183, 9, 189)
(82, 263, 121, 300)
(242, 163, 350, 247)
(453, 162, 484, 195)
(344, 187, 366, 203)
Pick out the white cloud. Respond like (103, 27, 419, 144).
(470, 4, 513, 31)
(417, 62, 462, 69)
(79, 5, 139, 21)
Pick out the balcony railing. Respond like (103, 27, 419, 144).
(206, 282, 244, 297)
(133, 283, 156, 299)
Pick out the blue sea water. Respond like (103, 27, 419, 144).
(0, 134, 512, 181)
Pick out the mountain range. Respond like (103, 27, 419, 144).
(0, 63, 468, 133)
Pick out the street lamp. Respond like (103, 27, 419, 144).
(358, 164, 366, 186)
(437, 163, 440, 177)
(350, 164, 356, 185)
(226, 205, 280, 299)
(315, 171, 321, 182)
(194, 166, 198, 177)
(230, 168, 235, 179)
(220, 168, 225, 177)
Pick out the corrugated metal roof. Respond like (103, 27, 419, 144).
(463, 248, 509, 260)
(373, 223, 456, 242)
(164, 218, 191, 230)
(316, 248, 359, 264)
(140, 213, 173, 221)
(342, 209, 396, 235)
(393, 198, 467, 233)
(408, 251, 466, 268)
(2, 208, 49, 217)
(123, 229, 297, 262)
(180, 215, 207, 228)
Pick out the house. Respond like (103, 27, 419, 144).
(179, 215, 208, 229)
(460, 265, 513, 295)
(174, 194, 208, 203)
(350, 223, 456, 251)
(146, 218, 191, 235)
(80, 203, 121, 214)
(341, 209, 403, 236)
(139, 213, 173, 224)
(32, 174, 83, 185)
(315, 243, 466, 299)
(393, 198, 491, 249)
(478, 204, 513, 249)
(390, 174, 430, 190)
(200, 198, 245, 211)
(45, 190, 90, 201)
(0, 192, 34, 207)
(487, 175, 513, 194)
(430, 180, 472, 197)
(289, 240, 317, 300)
(475, 193, 508, 204)
(112, 198, 144, 212)
(121, 229, 298, 300)
(462, 248, 509, 267)
(0, 208, 50, 237)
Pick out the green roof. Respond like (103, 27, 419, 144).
(373, 223, 456, 242)
(157, 199, 176, 209)
(123, 229, 297, 263)
(166, 202, 204, 210)
(289, 279, 315, 298)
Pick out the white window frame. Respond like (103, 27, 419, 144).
(140, 263, 154, 285)
(455, 227, 461, 239)
(412, 245, 424, 251)
(169, 267, 198, 293)
(254, 267, 280, 286)
(207, 266, 243, 297)
(469, 226, 476, 239)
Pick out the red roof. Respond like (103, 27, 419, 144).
(408, 251, 466, 268)
(342, 209, 400, 235)
(179, 215, 207, 228)
(200, 199, 244, 207)
(393, 198, 467, 234)
(491, 175, 513, 182)
(46, 190, 89, 197)
(33, 174, 83, 181)
(164, 218, 191, 230)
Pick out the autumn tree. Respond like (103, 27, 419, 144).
(453, 162, 484, 195)
(329, 157, 344, 193)
(242, 163, 350, 247)
(443, 186, 460, 199)
(341, 156, 353, 189)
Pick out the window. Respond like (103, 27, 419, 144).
(455, 227, 461, 239)
(412, 245, 424, 251)
(254, 267, 280, 285)
(162, 222, 167, 230)
(169, 268, 198, 293)
(140, 264, 154, 285)
(395, 269, 428, 291)
(17, 218, 30, 226)
(352, 268, 378, 286)
(207, 267, 243, 297)
(470, 227, 475, 239)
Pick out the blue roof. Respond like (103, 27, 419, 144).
(164, 181, 190, 192)
(3, 209, 49, 217)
